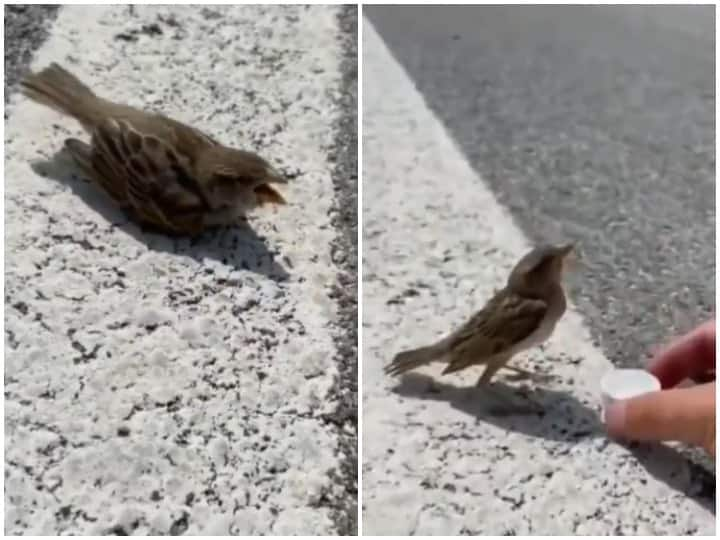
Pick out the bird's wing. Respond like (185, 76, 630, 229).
(164, 115, 222, 152)
(90, 118, 212, 230)
(111, 109, 220, 150)
(442, 291, 548, 374)
(132, 112, 289, 188)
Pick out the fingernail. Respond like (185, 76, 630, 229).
(603, 401, 627, 436)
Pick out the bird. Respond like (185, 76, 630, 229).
(385, 244, 575, 387)
(20, 63, 288, 236)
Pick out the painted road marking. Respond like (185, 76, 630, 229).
(5, 5, 347, 535)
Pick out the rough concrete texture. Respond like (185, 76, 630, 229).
(362, 18, 714, 536)
(5, 5, 356, 535)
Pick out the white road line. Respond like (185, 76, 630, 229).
(362, 17, 713, 536)
(5, 5, 344, 535)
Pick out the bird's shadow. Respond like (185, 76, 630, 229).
(391, 371, 714, 514)
(29, 148, 290, 282)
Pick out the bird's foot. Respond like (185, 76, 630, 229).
(503, 365, 554, 383)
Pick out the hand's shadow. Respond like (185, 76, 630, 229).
(30, 148, 290, 282)
(391, 372, 714, 514)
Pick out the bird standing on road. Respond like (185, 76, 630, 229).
(385, 244, 575, 387)
(21, 63, 288, 236)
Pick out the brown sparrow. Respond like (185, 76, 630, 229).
(21, 63, 287, 235)
(385, 244, 575, 387)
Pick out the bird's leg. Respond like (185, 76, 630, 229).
(475, 359, 544, 415)
(503, 364, 554, 383)
(465, 360, 505, 403)
(475, 360, 504, 387)
(503, 365, 534, 377)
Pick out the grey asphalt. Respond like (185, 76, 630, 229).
(4, 5, 60, 101)
(366, 3, 714, 507)
(327, 5, 359, 534)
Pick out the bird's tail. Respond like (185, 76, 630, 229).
(384, 343, 448, 377)
(20, 63, 101, 128)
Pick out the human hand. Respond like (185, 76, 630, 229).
(604, 320, 715, 456)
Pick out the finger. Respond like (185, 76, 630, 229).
(648, 320, 716, 388)
(605, 383, 715, 454)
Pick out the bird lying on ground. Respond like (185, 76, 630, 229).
(21, 63, 287, 236)
(385, 244, 575, 387)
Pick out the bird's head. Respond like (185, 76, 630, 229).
(507, 243, 576, 294)
(197, 146, 287, 208)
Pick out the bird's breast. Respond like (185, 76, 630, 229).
(511, 288, 566, 354)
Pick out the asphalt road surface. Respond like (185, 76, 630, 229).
(363, 5, 713, 535)
(4, 5, 357, 535)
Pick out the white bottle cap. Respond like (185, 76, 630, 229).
(600, 368, 661, 422)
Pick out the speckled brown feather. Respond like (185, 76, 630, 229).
(385, 244, 573, 384)
(440, 290, 548, 374)
(21, 63, 287, 235)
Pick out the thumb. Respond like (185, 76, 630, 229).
(604, 383, 715, 455)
